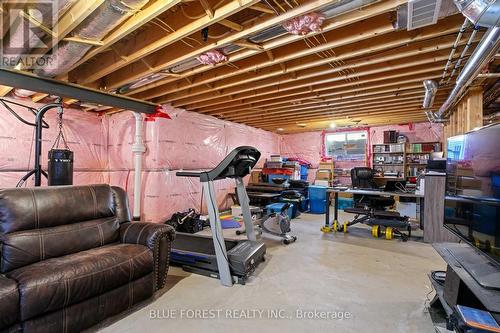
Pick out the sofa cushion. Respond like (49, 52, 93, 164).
(7, 244, 153, 321)
(22, 273, 154, 333)
(0, 185, 116, 234)
(0, 275, 19, 330)
(1, 216, 120, 272)
(0, 185, 132, 273)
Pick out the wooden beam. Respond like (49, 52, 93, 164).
(233, 40, 264, 51)
(62, 0, 183, 76)
(104, 0, 402, 90)
(155, 30, 469, 104)
(0, 85, 13, 97)
(192, 68, 445, 112)
(63, 37, 104, 46)
(242, 99, 446, 126)
(249, 4, 276, 14)
(201, 77, 436, 114)
(32, 93, 48, 103)
(226, 90, 450, 122)
(218, 18, 243, 31)
(73, 0, 260, 84)
(18, 9, 56, 37)
(52, 0, 106, 46)
(196, 69, 444, 112)
(199, 0, 214, 18)
(170, 53, 453, 108)
(250, 106, 434, 127)
(465, 86, 483, 130)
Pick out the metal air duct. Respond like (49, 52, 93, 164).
(453, 0, 500, 27)
(423, 80, 438, 108)
(35, 0, 150, 78)
(435, 26, 500, 119)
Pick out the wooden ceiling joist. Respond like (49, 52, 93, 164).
(63, 0, 185, 78)
(122, 0, 408, 97)
(218, 19, 244, 31)
(237, 97, 448, 125)
(102, 0, 385, 91)
(135, 18, 462, 101)
(173, 53, 453, 109)
(156, 28, 469, 105)
(201, 78, 439, 114)
(226, 91, 451, 122)
(252, 106, 435, 127)
(72, 0, 261, 85)
(249, 4, 276, 14)
(187, 65, 446, 111)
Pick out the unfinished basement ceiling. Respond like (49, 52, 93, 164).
(0, 0, 497, 132)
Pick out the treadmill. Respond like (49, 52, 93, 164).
(171, 146, 267, 286)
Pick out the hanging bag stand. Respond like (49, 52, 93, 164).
(47, 106, 74, 186)
(16, 98, 65, 186)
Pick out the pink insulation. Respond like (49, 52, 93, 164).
(0, 97, 108, 187)
(282, 12, 325, 35)
(196, 50, 228, 66)
(106, 106, 281, 222)
(0, 96, 444, 221)
(0, 100, 281, 222)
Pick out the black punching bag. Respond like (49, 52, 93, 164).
(48, 149, 73, 185)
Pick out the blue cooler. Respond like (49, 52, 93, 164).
(310, 199, 326, 214)
(338, 198, 353, 210)
(266, 203, 294, 219)
(308, 185, 327, 200)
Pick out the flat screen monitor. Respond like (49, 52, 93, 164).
(444, 123, 500, 270)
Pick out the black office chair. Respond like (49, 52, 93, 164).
(336, 167, 411, 241)
(350, 167, 394, 210)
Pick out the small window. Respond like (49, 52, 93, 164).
(325, 131, 367, 161)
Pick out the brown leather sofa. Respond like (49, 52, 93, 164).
(0, 184, 175, 333)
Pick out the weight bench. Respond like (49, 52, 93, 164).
(339, 207, 412, 241)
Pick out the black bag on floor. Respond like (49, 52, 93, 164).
(165, 209, 206, 233)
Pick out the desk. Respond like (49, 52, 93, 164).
(323, 188, 424, 232)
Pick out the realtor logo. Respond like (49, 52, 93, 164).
(0, 0, 57, 70)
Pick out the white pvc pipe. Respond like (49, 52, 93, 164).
(132, 112, 146, 221)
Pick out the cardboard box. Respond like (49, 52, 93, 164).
(316, 170, 332, 181)
(456, 177, 482, 189)
(318, 161, 334, 172)
(250, 171, 261, 183)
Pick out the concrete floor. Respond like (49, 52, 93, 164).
(99, 211, 446, 333)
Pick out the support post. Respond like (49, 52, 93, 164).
(33, 102, 63, 186)
(203, 181, 233, 287)
(235, 177, 257, 241)
(132, 112, 146, 221)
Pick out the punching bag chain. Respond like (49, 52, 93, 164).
(51, 108, 69, 150)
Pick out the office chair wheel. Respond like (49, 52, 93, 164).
(371, 225, 380, 238)
(343, 222, 348, 233)
(385, 227, 393, 240)
(283, 239, 290, 245)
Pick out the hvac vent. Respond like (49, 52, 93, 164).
(407, 0, 442, 30)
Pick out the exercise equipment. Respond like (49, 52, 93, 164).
(237, 202, 297, 244)
(48, 107, 73, 186)
(0, 98, 73, 187)
(172, 146, 267, 287)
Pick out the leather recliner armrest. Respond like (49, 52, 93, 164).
(119, 222, 176, 290)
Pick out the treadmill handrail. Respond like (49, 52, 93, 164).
(176, 171, 203, 178)
(176, 146, 260, 182)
